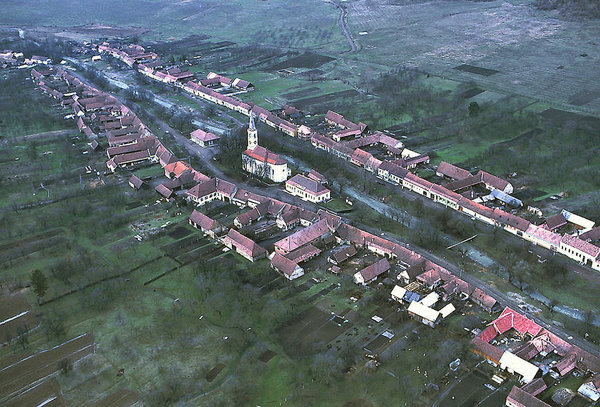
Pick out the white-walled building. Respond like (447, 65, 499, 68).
(241, 113, 289, 183)
(285, 174, 330, 203)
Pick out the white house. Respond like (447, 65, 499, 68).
(285, 174, 330, 203)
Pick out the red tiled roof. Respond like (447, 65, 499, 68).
(358, 258, 390, 282)
(506, 386, 550, 407)
(580, 226, 600, 243)
(271, 253, 300, 277)
(215, 178, 236, 197)
(530, 330, 571, 357)
(225, 229, 267, 258)
(471, 337, 504, 362)
(112, 150, 150, 165)
(478, 326, 499, 343)
(274, 218, 333, 253)
(191, 128, 220, 143)
(561, 234, 600, 257)
(477, 170, 510, 191)
(189, 210, 219, 231)
(494, 307, 542, 337)
(307, 169, 325, 183)
(129, 175, 144, 189)
(471, 288, 497, 311)
(492, 209, 530, 232)
(331, 245, 357, 264)
(155, 183, 173, 199)
(286, 174, 329, 196)
(437, 161, 471, 180)
(545, 213, 567, 231)
(164, 160, 192, 178)
(521, 377, 547, 397)
(351, 148, 372, 166)
(555, 353, 577, 376)
(243, 145, 287, 165)
(514, 341, 541, 361)
(186, 179, 217, 200)
(286, 244, 321, 263)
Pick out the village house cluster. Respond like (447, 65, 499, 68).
(1, 49, 52, 69)
(95, 42, 600, 272)
(30, 67, 213, 205)
(470, 307, 600, 405)
(27, 43, 600, 406)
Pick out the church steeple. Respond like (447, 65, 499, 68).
(247, 112, 258, 150)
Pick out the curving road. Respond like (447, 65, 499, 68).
(328, 0, 359, 53)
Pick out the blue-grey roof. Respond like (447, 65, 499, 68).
(491, 188, 522, 208)
(403, 291, 421, 303)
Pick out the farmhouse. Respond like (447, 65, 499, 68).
(106, 150, 151, 172)
(436, 161, 471, 180)
(307, 169, 326, 184)
(274, 218, 335, 255)
(578, 376, 600, 402)
(222, 229, 267, 262)
(471, 288, 497, 313)
(155, 183, 174, 200)
(353, 258, 390, 284)
(206, 72, 232, 87)
(499, 352, 540, 383)
(30, 55, 51, 65)
(287, 244, 321, 264)
(406, 301, 447, 328)
(189, 210, 222, 238)
(506, 386, 551, 407)
(276, 206, 317, 231)
(270, 253, 304, 280)
(191, 128, 220, 147)
(328, 244, 357, 265)
(186, 179, 219, 206)
(559, 234, 600, 267)
(285, 174, 330, 203)
(128, 175, 144, 190)
(471, 337, 504, 365)
(232, 78, 254, 91)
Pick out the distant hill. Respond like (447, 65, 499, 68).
(534, 0, 600, 18)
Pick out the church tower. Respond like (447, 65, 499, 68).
(247, 112, 258, 150)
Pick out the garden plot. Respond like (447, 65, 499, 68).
(5, 377, 65, 407)
(267, 52, 335, 71)
(453, 64, 499, 77)
(206, 362, 226, 383)
(176, 242, 221, 264)
(281, 86, 321, 100)
(0, 291, 34, 342)
(160, 236, 207, 258)
(0, 333, 94, 398)
(90, 388, 138, 407)
(292, 89, 360, 112)
(437, 368, 498, 407)
(279, 306, 352, 354)
(258, 350, 277, 363)
(0, 229, 64, 265)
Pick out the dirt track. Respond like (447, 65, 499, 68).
(328, 0, 359, 53)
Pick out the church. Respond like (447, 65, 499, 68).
(241, 113, 289, 183)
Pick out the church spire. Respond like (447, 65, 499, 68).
(247, 112, 258, 150)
